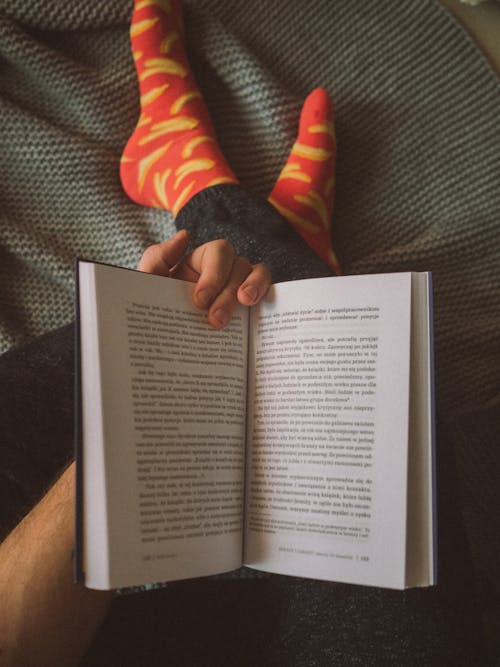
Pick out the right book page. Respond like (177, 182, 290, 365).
(244, 272, 420, 589)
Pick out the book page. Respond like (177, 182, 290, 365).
(81, 263, 248, 589)
(244, 273, 412, 589)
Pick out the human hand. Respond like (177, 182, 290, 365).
(138, 230, 271, 328)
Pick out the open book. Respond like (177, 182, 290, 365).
(75, 261, 436, 591)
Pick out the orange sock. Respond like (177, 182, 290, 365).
(268, 88, 341, 274)
(120, 0, 238, 215)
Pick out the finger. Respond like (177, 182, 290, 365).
(237, 263, 272, 306)
(170, 261, 200, 284)
(137, 229, 190, 274)
(187, 239, 237, 310)
(207, 256, 253, 328)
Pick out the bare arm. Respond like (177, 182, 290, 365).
(0, 463, 112, 667)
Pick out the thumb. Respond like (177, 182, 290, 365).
(137, 229, 190, 275)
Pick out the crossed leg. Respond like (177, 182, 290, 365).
(120, 0, 341, 273)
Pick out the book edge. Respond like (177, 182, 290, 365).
(74, 258, 84, 583)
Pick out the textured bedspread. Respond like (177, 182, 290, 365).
(1, 0, 499, 617)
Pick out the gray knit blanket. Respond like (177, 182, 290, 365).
(1, 0, 499, 609)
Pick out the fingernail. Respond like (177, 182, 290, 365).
(213, 308, 229, 327)
(243, 285, 258, 304)
(196, 288, 213, 309)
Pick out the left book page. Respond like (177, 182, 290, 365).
(76, 261, 248, 590)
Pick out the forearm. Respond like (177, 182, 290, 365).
(0, 462, 112, 667)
